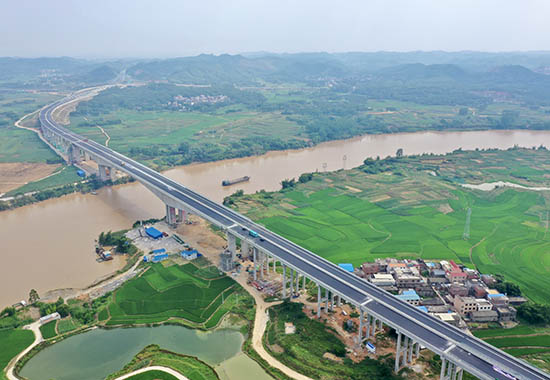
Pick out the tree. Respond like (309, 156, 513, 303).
(281, 179, 296, 190)
(496, 281, 521, 296)
(1, 306, 16, 317)
(299, 173, 313, 183)
(396, 148, 403, 157)
(29, 289, 40, 304)
(57, 304, 70, 318)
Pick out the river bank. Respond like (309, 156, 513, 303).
(3, 129, 550, 308)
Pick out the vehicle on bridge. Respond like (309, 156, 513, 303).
(249, 230, 259, 238)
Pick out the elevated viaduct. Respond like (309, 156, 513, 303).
(39, 93, 549, 380)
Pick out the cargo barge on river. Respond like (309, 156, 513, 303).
(222, 176, 250, 186)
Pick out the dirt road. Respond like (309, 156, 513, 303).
(234, 272, 314, 380)
(5, 321, 43, 380)
(113, 366, 190, 380)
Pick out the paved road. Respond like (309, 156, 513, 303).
(40, 95, 550, 380)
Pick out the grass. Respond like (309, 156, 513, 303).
(6, 165, 82, 196)
(0, 328, 34, 376)
(56, 317, 80, 334)
(473, 325, 539, 338)
(484, 335, 550, 349)
(106, 344, 218, 380)
(39, 320, 57, 339)
(68, 108, 303, 157)
(126, 370, 178, 380)
(233, 148, 550, 304)
(0, 91, 61, 163)
(264, 302, 399, 380)
(106, 262, 235, 326)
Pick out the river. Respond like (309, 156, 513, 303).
(2, 129, 550, 307)
(19, 325, 271, 380)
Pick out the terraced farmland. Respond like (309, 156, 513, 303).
(474, 327, 550, 372)
(234, 148, 550, 303)
(106, 263, 235, 326)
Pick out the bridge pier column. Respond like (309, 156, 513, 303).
(302, 274, 306, 289)
(69, 144, 81, 165)
(365, 314, 371, 339)
(395, 332, 402, 373)
(282, 265, 287, 298)
(325, 289, 329, 311)
(371, 316, 376, 336)
(253, 248, 257, 281)
(456, 368, 463, 380)
(227, 232, 236, 261)
(177, 209, 186, 224)
(401, 336, 410, 367)
(241, 240, 249, 258)
(415, 342, 420, 357)
(98, 165, 112, 182)
(295, 271, 300, 292)
(440, 357, 447, 380)
(317, 285, 321, 318)
(288, 268, 294, 300)
(358, 308, 364, 343)
(165, 205, 178, 226)
(408, 339, 414, 364)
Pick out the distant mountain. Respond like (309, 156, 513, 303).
(72, 65, 118, 84)
(0, 57, 88, 80)
(377, 63, 468, 80)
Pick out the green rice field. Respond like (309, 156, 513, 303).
(39, 320, 57, 339)
(235, 148, 550, 304)
(106, 263, 235, 326)
(0, 328, 34, 379)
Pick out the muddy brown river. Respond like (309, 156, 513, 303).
(2, 129, 550, 307)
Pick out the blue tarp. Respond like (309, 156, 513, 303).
(145, 227, 163, 239)
(417, 306, 429, 313)
(338, 263, 354, 272)
(152, 248, 166, 254)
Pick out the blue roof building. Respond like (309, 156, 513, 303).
(152, 253, 169, 263)
(152, 248, 166, 254)
(396, 289, 421, 305)
(338, 263, 354, 272)
(145, 227, 163, 239)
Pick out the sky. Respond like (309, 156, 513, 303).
(0, 0, 548, 58)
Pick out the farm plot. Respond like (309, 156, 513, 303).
(106, 263, 235, 326)
(255, 185, 550, 303)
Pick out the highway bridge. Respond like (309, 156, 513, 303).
(39, 93, 550, 380)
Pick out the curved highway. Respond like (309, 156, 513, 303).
(39, 95, 550, 380)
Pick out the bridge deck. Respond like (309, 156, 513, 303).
(39, 97, 550, 380)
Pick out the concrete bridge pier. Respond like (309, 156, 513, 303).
(69, 144, 81, 164)
(226, 232, 237, 260)
(440, 357, 463, 380)
(317, 284, 322, 318)
(253, 248, 258, 280)
(241, 240, 250, 258)
(177, 209, 186, 224)
(165, 205, 178, 226)
(282, 265, 287, 298)
(98, 164, 115, 182)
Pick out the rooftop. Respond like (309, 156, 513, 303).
(338, 263, 354, 272)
